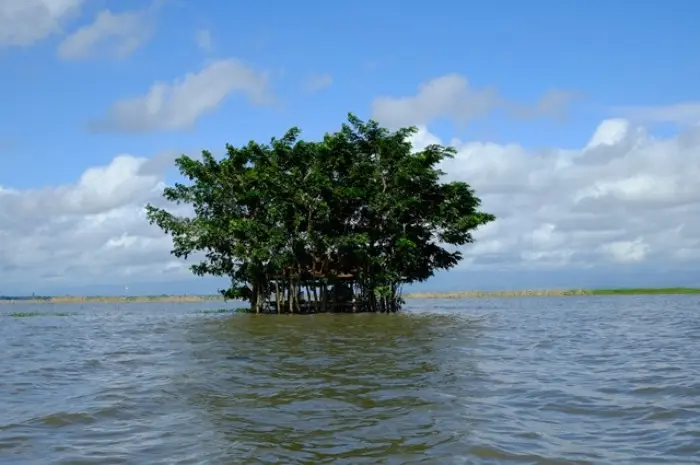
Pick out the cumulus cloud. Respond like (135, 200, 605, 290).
(57, 8, 154, 60)
(302, 73, 333, 94)
(371, 74, 577, 129)
(0, 152, 192, 291)
(1, 112, 698, 292)
(372, 74, 500, 129)
(414, 117, 700, 271)
(89, 59, 274, 133)
(0, 0, 84, 46)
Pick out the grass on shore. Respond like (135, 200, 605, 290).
(3, 311, 75, 317)
(585, 287, 700, 295)
(0, 287, 699, 304)
(406, 287, 700, 299)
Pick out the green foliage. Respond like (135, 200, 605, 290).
(145, 114, 495, 313)
(588, 287, 700, 295)
(3, 312, 74, 317)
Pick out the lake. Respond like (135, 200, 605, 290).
(1, 296, 699, 464)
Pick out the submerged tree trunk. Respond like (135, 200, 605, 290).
(275, 280, 281, 314)
(293, 280, 301, 313)
(311, 285, 319, 312)
(241, 273, 404, 315)
(251, 282, 260, 314)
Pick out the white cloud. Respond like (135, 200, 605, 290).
(508, 89, 580, 120)
(372, 74, 500, 129)
(0, 152, 194, 291)
(413, 116, 700, 271)
(302, 73, 333, 94)
(0, 0, 84, 46)
(371, 74, 576, 129)
(600, 240, 649, 264)
(57, 8, 153, 60)
(615, 102, 700, 126)
(89, 59, 274, 133)
(2, 107, 699, 292)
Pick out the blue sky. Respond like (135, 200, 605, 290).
(1, 0, 699, 295)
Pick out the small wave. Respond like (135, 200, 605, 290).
(1, 296, 700, 463)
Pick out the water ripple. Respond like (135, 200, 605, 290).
(1, 296, 699, 463)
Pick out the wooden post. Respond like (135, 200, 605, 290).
(275, 280, 281, 314)
(304, 283, 312, 313)
(311, 283, 319, 312)
(293, 280, 301, 313)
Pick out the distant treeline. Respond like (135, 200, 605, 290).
(0, 295, 53, 301)
(1, 287, 699, 304)
(407, 287, 700, 298)
(0, 294, 224, 303)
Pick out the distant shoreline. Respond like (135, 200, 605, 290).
(1, 287, 699, 304)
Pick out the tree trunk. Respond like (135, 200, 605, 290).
(311, 285, 319, 312)
(288, 273, 293, 314)
(304, 283, 312, 313)
(293, 280, 300, 313)
(275, 280, 281, 314)
(252, 282, 260, 314)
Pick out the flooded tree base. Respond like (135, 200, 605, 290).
(237, 299, 400, 315)
(239, 276, 403, 315)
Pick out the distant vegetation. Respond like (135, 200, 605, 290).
(145, 114, 495, 314)
(0, 295, 221, 304)
(585, 287, 700, 295)
(3, 311, 74, 317)
(1, 288, 698, 304)
(406, 288, 700, 298)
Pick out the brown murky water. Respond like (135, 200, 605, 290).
(1, 296, 699, 464)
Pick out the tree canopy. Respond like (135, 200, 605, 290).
(145, 114, 495, 313)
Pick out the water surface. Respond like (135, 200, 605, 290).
(1, 296, 699, 464)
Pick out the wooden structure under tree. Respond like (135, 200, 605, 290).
(254, 260, 370, 314)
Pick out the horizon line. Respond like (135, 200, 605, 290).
(1, 287, 699, 303)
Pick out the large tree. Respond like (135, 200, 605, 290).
(145, 114, 495, 313)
